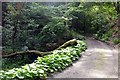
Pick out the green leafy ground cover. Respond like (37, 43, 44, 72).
(0, 40, 87, 80)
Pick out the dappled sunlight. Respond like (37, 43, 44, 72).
(85, 47, 116, 59)
(88, 48, 112, 53)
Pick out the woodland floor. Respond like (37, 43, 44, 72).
(48, 37, 118, 79)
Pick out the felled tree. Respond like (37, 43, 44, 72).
(2, 39, 77, 58)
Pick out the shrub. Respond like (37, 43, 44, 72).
(0, 40, 87, 80)
(113, 38, 120, 45)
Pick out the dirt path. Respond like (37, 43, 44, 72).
(48, 37, 118, 78)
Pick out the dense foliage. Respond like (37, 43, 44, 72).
(2, 3, 86, 53)
(2, 2, 119, 54)
(1, 2, 119, 78)
(0, 40, 87, 79)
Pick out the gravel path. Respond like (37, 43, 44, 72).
(48, 37, 118, 78)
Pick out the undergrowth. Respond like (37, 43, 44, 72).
(0, 40, 87, 80)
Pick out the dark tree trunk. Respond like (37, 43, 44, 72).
(117, 16, 120, 27)
(114, 2, 120, 14)
(12, 16, 18, 52)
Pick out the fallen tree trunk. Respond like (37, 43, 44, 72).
(57, 39, 77, 49)
(2, 39, 77, 58)
(2, 50, 53, 58)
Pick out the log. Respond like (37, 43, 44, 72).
(2, 50, 53, 58)
(57, 39, 77, 49)
(2, 39, 77, 58)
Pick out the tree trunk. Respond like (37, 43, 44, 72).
(2, 39, 77, 58)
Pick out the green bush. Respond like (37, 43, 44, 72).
(0, 40, 87, 80)
(113, 38, 120, 45)
(39, 17, 70, 42)
(3, 3, 86, 53)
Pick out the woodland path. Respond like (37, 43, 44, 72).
(48, 37, 118, 78)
